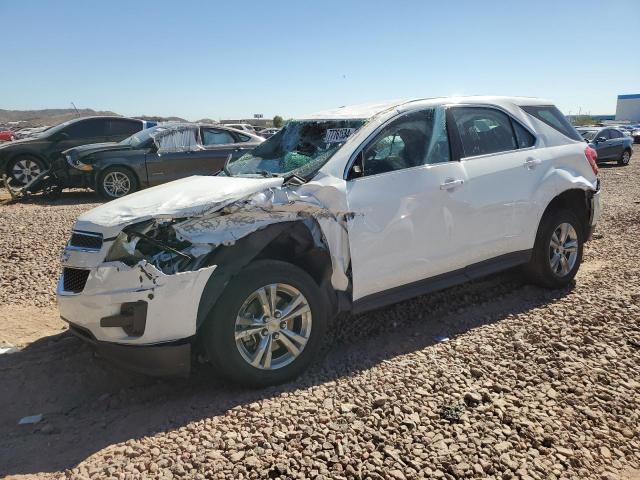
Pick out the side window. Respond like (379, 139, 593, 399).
(520, 105, 582, 141)
(598, 129, 611, 140)
(237, 133, 251, 142)
(202, 129, 235, 145)
(451, 107, 517, 157)
(609, 129, 622, 139)
(65, 118, 109, 139)
(156, 127, 200, 152)
(360, 107, 450, 177)
(109, 119, 142, 137)
(513, 121, 535, 148)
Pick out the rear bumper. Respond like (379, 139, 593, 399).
(587, 184, 601, 240)
(65, 320, 192, 377)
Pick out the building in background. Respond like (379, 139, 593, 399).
(615, 94, 640, 122)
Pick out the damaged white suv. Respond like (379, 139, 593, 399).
(58, 97, 601, 386)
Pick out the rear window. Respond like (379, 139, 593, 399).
(521, 105, 582, 141)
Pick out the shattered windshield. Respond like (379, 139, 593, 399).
(226, 119, 365, 178)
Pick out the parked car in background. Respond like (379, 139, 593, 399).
(224, 123, 258, 135)
(260, 127, 280, 139)
(631, 126, 640, 144)
(57, 96, 600, 385)
(53, 123, 263, 198)
(0, 117, 156, 186)
(576, 127, 633, 165)
(0, 129, 15, 142)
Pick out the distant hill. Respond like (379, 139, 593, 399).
(0, 108, 120, 127)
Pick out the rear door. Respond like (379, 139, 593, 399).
(198, 127, 242, 174)
(447, 105, 544, 263)
(106, 119, 143, 142)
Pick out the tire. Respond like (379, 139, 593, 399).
(97, 166, 139, 199)
(201, 259, 328, 387)
(525, 209, 584, 288)
(618, 149, 631, 166)
(7, 155, 45, 186)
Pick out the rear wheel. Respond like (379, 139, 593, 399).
(525, 209, 584, 288)
(97, 166, 138, 199)
(201, 260, 328, 387)
(8, 155, 45, 186)
(618, 149, 631, 166)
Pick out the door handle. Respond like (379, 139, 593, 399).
(524, 157, 542, 169)
(440, 178, 464, 190)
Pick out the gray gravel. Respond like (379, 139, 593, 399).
(0, 149, 639, 479)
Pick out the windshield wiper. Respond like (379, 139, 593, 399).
(255, 170, 281, 178)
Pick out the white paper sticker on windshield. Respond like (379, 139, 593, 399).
(324, 128, 356, 143)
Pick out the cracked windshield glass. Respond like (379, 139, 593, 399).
(226, 119, 365, 178)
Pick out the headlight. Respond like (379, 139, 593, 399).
(66, 153, 93, 171)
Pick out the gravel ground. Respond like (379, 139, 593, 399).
(0, 148, 639, 479)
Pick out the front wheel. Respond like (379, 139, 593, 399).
(97, 166, 138, 199)
(201, 260, 328, 387)
(525, 209, 584, 288)
(618, 149, 631, 166)
(8, 155, 45, 186)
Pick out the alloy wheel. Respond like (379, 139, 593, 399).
(622, 151, 630, 165)
(549, 222, 578, 277)
(11, 158, 42, 184)
(234, 283, 312, 370)
(102, 171, 131, 197)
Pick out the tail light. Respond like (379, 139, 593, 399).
(584, 146, 598, 175)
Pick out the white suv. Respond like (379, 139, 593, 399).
(58, 96, 601, 385)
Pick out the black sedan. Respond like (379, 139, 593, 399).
(0, 116, 154, 186)
(576, 127, 634, 166)
(57, 124, 263, 198)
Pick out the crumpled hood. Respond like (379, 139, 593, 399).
(75, 175, 284, 237)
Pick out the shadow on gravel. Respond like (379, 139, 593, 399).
(0, 269, 575, 476)
(2, 189, 103, 207)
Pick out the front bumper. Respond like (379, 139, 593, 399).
(65, 321, 192, 376)
(57, 251, 217, 375)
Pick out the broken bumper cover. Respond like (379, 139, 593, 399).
(57, 259, 217, 375)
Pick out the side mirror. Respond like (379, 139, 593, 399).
(348, 152, 365, 179)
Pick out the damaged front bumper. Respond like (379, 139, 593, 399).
(57, 252, 216, 376)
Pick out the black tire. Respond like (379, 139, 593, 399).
(618, 149, 631, 166)
(7, 155, 46, 186)
(97, 166, 139, 199)
(201, 259, 328, 387)
(525, 209, 584, 288)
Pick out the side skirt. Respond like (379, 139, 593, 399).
(351, 250, 532, 315)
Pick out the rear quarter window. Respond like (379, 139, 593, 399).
(521, 105, 582, 141)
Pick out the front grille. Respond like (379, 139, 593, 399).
(63, 268, 90, 293)
(69, 231, 103, 250)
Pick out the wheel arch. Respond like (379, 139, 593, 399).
(194, 220, 341, 333)
(4, 150, 47, 174)
(536, 188, 592, 240)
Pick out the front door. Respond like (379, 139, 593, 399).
(346, 106, 469, 301)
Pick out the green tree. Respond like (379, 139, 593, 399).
(273, 115, 284, 128)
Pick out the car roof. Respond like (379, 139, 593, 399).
(296, 96, 554, 121)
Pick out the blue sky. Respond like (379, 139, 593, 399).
(1, 0, 638, 120)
